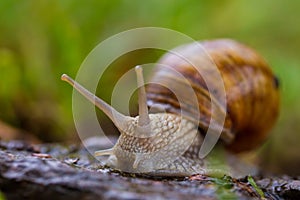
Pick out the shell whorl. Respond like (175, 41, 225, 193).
(146, 39, 280, 152)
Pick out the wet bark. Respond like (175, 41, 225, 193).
(0, 140, 299, 200)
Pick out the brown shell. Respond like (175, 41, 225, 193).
(146, 39, 279, 153)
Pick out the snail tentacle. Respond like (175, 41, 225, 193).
(94, 148, 114, 157)
(61, 74, 133, 132)
(135, 66, 150, 127)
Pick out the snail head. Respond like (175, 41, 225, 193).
(61, 66, 197, 173)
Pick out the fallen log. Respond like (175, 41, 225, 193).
(0, 140, 299, 200)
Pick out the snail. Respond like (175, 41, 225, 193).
(61, 39, 279, 177)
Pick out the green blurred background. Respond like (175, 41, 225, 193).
(0, 0, 299, 175)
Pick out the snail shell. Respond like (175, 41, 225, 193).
(147, 39, 280, 153)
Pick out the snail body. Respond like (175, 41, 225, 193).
(62, 39, 279, 177)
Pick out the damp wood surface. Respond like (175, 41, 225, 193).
(0, 140, 299, 200)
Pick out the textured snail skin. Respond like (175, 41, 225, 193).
(147, 39, 279, 153)
(62, 39, 279, 177)
(105, 113, 204, 176)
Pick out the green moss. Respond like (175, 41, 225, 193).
(247, 175, 265, 198)
(0, 191, 6, 200)
(212, 176, 237, 200)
